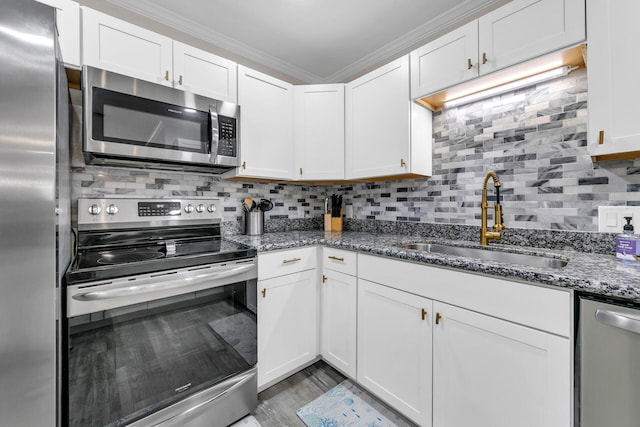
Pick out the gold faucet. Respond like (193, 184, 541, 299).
(480, 171, 505, 246)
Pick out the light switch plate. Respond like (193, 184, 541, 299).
(598, 206, 640, 233)
(346, 205, 354, 218)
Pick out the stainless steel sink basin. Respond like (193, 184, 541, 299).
(396, 243, 568, 269)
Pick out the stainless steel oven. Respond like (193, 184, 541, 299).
(63, 198, 257, 427)
(83, 66, 240, 174)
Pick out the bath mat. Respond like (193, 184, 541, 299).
(208, 312, 257, 365)
(297, 382, 398, 427)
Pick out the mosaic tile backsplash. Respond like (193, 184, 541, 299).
(71, 68, 640, 236)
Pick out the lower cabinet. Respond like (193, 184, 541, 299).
(432, 302, 571, 427)
(257, 268, 318, 389)
(320, 269, 357, 378)
(357, 279, 433, 427)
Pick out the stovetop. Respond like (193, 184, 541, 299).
(65, 197, 257, 284)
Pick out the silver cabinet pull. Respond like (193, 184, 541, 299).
(328, 256, 344, 262)
(595, 309, 640, 335)
(282, 257, 301, 264)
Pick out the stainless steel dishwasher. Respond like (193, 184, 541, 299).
(579, 294, 640, 427)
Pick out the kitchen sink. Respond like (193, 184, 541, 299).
(396, 242, 568, 269)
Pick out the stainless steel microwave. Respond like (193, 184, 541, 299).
(82, 66, 240, 173)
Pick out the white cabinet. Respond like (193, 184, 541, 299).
(357, 279, 432, 427)
(81, 8, 237, 101)
(410, 21, 478, 98)
(56, 0, 80, 67)
(234, 65, 295, 180)
(587, 0, 640, 160)
(257, 247, 318, 389)
(294, 85, 345, 181)
(172, 41, 237, 103)
(346, 55, 432, 180)
(410, 0, 585, 99)
(82, 7, 173, 86)
(432, 302, 571, 427)
(478, 0, 585, 75)
(320, 248, 356, 378)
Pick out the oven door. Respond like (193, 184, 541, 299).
(65, 260, 258, 427)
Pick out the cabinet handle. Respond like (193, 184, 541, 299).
(322, 275, 327, 283)
(164, 70, 169, 81)
(242, 161, 246, 169)
(482, 52, 488, 65)
(422, 308, 427, 321)
(435, 312, 442, 325)
(467, 58, 473, 70)
(178, 75, 183, 85)
(599, 130, 604, 145)
(328, 256, 344, 262)
(261, 288, 267, 298)
(283, 257, 301, 264)
(300, 167, 303, 176)
(400, 158, 406, 167)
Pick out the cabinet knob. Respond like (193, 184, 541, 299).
(262, 288, 267, 298)
(178, 75, 183, 85)
(400, 158, 406, 167)
(322, 275, 327, 283)
(467, 58, 473, 70)
(300, 167, 303, 176)
(242, 161, 247, 169)
(599, 130, 605, 145)
(482, 52, 488, 65)
(164, 70, 169, 81)
(435, 312, 442, 325)
(421, 308, 427, 321)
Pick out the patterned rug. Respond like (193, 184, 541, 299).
(297, 382, 399, 427)
(208, 311, 257, 365)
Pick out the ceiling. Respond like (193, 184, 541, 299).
(101, 0, 508, 84)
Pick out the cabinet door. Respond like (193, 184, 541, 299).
(320, 269, 356, 378)
(432, 302, 571, 427)
(56, 0, 80, 67)
(294, 84, 345, 181)
(346, 56, 411, 180)
(478, 0, 585, 75)
(357, 279, 432, 427)
(81, 7, 173, 86)
(257, 269, 317, 388)
(587, 0, 640, 159)
(172, 41, 237, 103)
(237, 65, 294, 180)
(410, 20, 478, 99)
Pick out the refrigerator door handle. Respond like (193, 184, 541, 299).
(595, 309, 640, 334)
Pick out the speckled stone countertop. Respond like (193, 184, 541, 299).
(226, 231, 640, 302)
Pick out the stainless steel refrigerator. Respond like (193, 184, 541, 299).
(0, 0, 70, 425)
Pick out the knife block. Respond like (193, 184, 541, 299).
(325, 211, 342, 232)
(324, 213, 332, 231)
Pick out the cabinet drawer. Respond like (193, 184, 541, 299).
(322, 248, 356, 276)
(258, 247, 317, 280)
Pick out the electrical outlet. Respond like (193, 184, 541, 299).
(346, 205, 354, 218)
(598, 206, 640, 233)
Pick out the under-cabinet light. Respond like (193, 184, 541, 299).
(443, 66, 572, 109)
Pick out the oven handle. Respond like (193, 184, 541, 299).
(72, 263, 255, 302)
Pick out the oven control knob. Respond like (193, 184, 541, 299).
(207, 204, 217, 213)
(105, 204, 119, 215)
(184, 204, 194, 214)
(88, 204, 101, 215)
(196, 204, 205, 213)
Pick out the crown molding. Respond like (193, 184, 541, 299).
(102, 0, 507, 84)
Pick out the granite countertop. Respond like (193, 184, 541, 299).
(226, 231, 640, 302)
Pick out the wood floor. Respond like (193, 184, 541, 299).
(252, 360, 417, 427)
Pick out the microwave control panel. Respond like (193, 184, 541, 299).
(217, 115, 237, 157)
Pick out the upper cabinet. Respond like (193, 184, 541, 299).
(233, 65, 295, 180)
(587, 0, 640, 161)
(81, 8, 237, 102)
(294, 85, 345, 181)
(411, 0, 586, 100)
(346, 56, 432, 180)
(478, 0, 585, 75)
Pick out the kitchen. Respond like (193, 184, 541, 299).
(2, 0, 640, 426)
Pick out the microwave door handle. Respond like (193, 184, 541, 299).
(209, 105, 219, 158)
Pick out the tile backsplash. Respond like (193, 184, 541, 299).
(70, 68, 640, 234)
